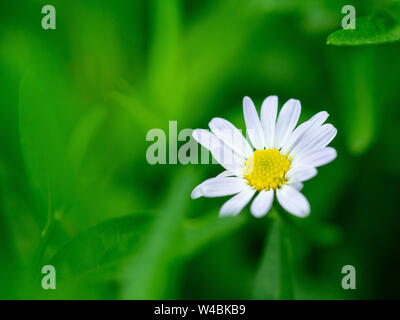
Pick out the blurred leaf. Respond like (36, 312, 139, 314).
(19, 61, 78, 219)
(111, 88, 163, 131)
(181, 1, 260, 123)
(66, 2, 127, 96)
(49, 208, 247, 282)
(148, 0, 183, 117)
(303, 153, 351, 217)
(182, 210, 246, 256)
(0, 196, 19, 298)
(289, 218, 343, 247)
(327, 8, 400, 46)
(253, 212, 294, 299)
(49, 212, 153, 280)
(68, 107, 106, 169)
(121, 168, 195, 299)
(334, 49, 378, 154)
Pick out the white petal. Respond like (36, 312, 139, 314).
(286, 166, 317, 183)
(191, 177, 247, 199)
(282, 111, 329, 153)
(276, 185, 310, 218)
(191, 186, 203, 199)
(209, 117, 253, 158)
(289, 182, 303, 191)
(219, 186, 256, 217)
(290, 124, 337, 160)
(307, 110, 329, 126)
(294, 147, 337, 168)
(192, 129, 245, 175)
(212, 146, 246, 177)
(216, 170, 235, 178)
(243, 96, 265, 150)
(250, 189, 274, 218)
(260, 96, 278, 149)
(274, 99, 301, 149)
(192, 129, 219, 152)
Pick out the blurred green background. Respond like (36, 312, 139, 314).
(1, 0, 400, 299)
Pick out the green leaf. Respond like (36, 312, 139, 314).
(68, 107, 106, 169)
(49, 209, 246, 281)
(327, 9, 400, 46)
(19, 60, 79, 217)
(182, 210, 246, 256)
(48, 169, 246, 292)
(180, 1, 260, 124)
(334, 49, 379, 154)
(253, 212, 294, 299)
(148, 0, 183, 118)
(49, 212, 154, 279)
(121, 168, 195, 299)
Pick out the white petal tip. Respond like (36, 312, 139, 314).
(251, 211, 269, 218)
(263, 95, 278, 102)
(286, 98, 300, 105)
(295, 209, 310, 218)
(218, 210, 236, 217)
(291, 202, 311, 218)
(250, 189, 274, 218)
(190, 187, 203, 199)
(192, 129, 201, 141)
(208, 117, 220, 127)
(243, 96, 253, 107)
(276, 185, 310, 218)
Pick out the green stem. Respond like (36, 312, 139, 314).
(253, 207, 295, 299)
(277, 213, 294, 299)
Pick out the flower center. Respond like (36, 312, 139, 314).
(244, 148, 291, 191)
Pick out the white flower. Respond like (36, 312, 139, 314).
(191, 96, 337, 218)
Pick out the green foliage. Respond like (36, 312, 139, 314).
(50, 210, 246, 282)
(50, 213, 154, 279)
(182, 210, 246, 256)
(19, 63, 77, 214)
(1, 0, 400, 300)
(327, 5, 400, 46)
(333, 49, 379, 155)
(121, 169, 194, 299)
(253, 211, 294, 299)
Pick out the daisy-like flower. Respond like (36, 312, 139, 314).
(191, 96, 337, 218)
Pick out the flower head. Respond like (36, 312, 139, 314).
(191, 96, 337, 218)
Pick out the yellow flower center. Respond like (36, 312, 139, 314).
(244, 148, 291, 191)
